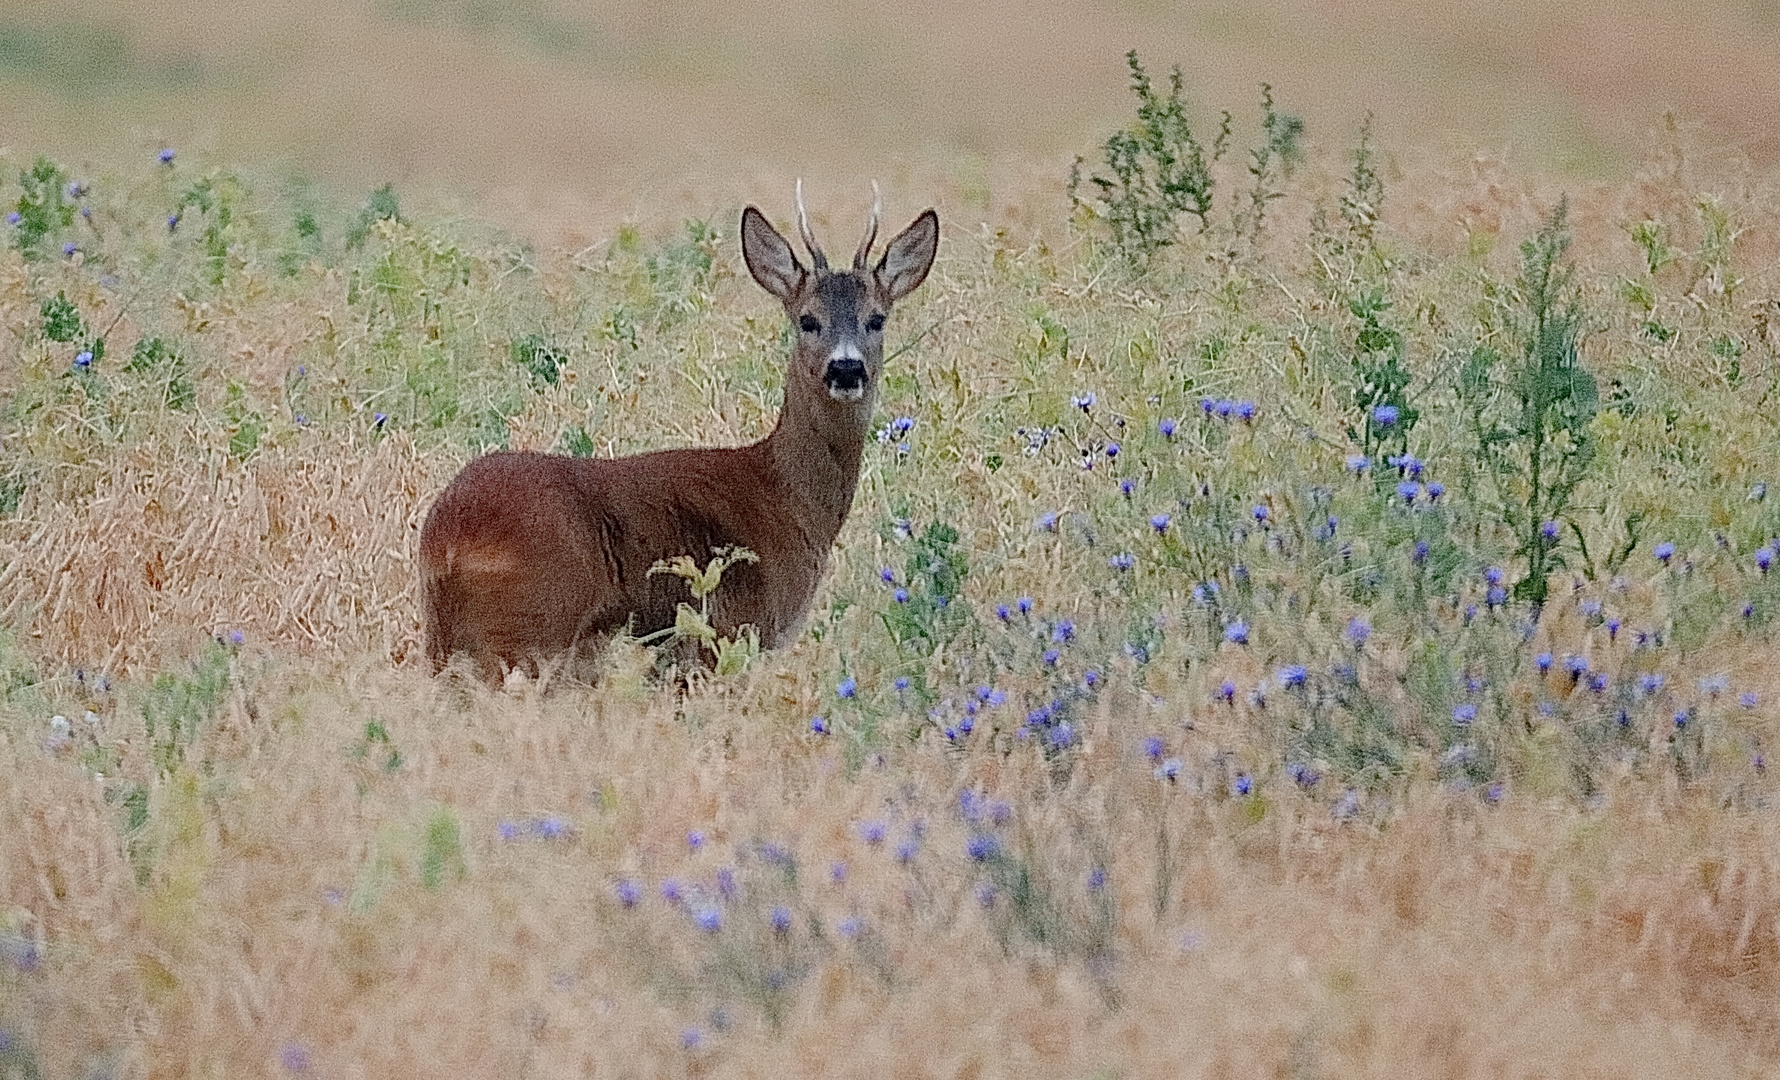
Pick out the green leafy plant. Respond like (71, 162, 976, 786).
(1069, 50, 1230, 264)
(1468, 201, 1597, 608)
(11, 157, 75, 259)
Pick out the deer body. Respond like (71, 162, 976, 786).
(420, 189, 938, 682)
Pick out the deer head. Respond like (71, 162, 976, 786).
(741, 182, 939, 414)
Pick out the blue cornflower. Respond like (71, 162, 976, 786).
(1758, 547, 1775, 573)
(895, 836, 919, 862)
(1452, 703, 1477, 725)
(1346, 617, 1371, 645)
(686, 830, 706, 851)
(1484, 567, 1504, 586)
(61, 241, 78, 257)
(1150, 513, 1171, 534)
(1535, 652, 1553, 673)
(1606, 618, 1621, 640)
(1071, 391, 1096, 411)
(893, 587, 910, 604)
(4, 211, 18, 226)
(1105, 442, 1120, 459)
(1108, 552, 1135, 571)
(1425, 481, 1445, 501)
(891, 415, 914, 434)
(1372, 404, 1400, 426)
(995, 603, 1011, 621)
(769, 906, 792, 933)
(1159, 417, 1178, 437)
(279, 1044, 311, 1072)
(1589, 673, 1609, 693)
(372, 412, 388, 428)
(1486, 585, 1507, 607)
(681, 1029, 704, 1051)
(694, 906, 723, 933)
(1200, 396, 1217, 414)
(659, 879, 683, 904)
(975, 882, 997, 907)
(1049, 722, 1076, 747)
(1639, 673, 1665, 695)
(1345, 454, 1371, 473)
(73, 351, 93, 369)
(157, 147, 175, 164)
(809, 715, 829, 735)
(1234, 400, 1256, 421)
(857, 820, 887, 846)
(837, 677, 857, 699)
(1211, 399, 1232, 418)
(1042, 648, 1061, 666)
(1120, 477, 1136, 497)
(1252, 504, 1270, 523)
(893, 676, 910, 693)
(1034, 511, 1059, 532)
(880, 566, 896, 583)
(1277, 664, 1308, 689)
(1286, 762, 1320, 788)
(1017, 596, 1034, 615)
(716, 867, 737, 898)
(966, 834, 1000, 861)
(1219, 680, 1237, 703)
(1224, 620, 1249, 646)
(497, 821, 522, 842)
(1052, 619, 1075, 643)
(837, 916, 863, 940)
(1413, 540, 1430, 564)
(1396, 481, 1420, 503)
(536, 817, 567, 839)
(1674, 709, 1691, 729)
(1740, 691, 1760, 708)
(1143, 735, 1165, 760)
(1653, 541, 1675, 563)
(1086, 867, 1107, 891)
(1232, 774, 1252, 796)
(1155, 757, 1182, 780)
(1541, 520, 1560, 541)
(66, 180, 86, 200)
(829, 861, 847, 883)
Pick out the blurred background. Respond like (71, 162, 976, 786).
(1, 0, 1777, 244)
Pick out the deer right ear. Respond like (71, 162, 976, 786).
(875, 209, 939, 303)
(741, 206, 806, 303)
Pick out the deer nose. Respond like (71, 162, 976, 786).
(824, 357, 868, 393)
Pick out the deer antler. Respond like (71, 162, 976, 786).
(853, 180, 882, 271)
(795, 179, 828, 271)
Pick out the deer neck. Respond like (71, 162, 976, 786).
(763, 377, 871, 545)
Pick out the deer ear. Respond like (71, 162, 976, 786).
(875, 209, 938, 303)
(742, 207, 806, 303)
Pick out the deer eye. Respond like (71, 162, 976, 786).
(866, 313, 886, 333)
(799, 315, 822, 334)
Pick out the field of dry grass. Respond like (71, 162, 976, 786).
(3, 0, 1780, 243)
(4, 25, 1780, 1074)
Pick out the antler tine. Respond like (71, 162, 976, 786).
(852, 180, 882, 271)
(794, 178, 828, 271)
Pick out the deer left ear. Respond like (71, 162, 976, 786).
(742, 206, 807, 303)
(875, 210, 938, 303)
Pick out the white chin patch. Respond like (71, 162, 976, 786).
(827, 384, 866, 403)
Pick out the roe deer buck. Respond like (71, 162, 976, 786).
(419, 184, 940, 683)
